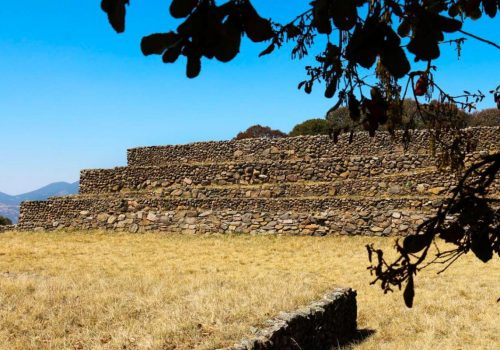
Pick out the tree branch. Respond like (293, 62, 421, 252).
(458, 30, 500, 50)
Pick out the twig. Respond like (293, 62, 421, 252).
(459, 30, 500, 50)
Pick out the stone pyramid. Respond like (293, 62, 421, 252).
(18, 127, 499, 235)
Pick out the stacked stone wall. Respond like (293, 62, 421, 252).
(80, 170, 460, 199)
(18, 127, 499, 235)
(128, 127, 499, 165)
(0, 225, 16, 233)
(20, 196, 439, 236)
(226, 288, 357, 350)
(81, 154, 433, 194)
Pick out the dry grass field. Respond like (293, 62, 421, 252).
(0, 231, 498, 350)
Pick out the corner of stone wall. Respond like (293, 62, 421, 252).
(0, 225, 17, 233)
(223, 288, 357, 350)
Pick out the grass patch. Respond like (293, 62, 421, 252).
(0, 232, 498, 349)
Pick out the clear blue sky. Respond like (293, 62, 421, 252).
(0, 1, 499, 194)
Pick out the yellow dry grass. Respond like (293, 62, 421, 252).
(0, 231, 498, 350)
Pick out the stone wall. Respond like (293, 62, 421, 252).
(0, 225, 16, 233)
(18, 127, 500, 235)
(19, 196, 438, 236)
(225, 288, 357, 350)
(128, 127, 499, 165)
(83, 170, 459, 199)
(80, 154, 434, 194)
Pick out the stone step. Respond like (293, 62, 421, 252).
(19, 196, 444, 236)
(127, 127, 499, 166)
(80, 153, 435, 194)
(74, 168, 463, 200)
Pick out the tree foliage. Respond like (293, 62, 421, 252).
(101, 0, 499, 129)
(100, 1, 500, 307)
(0, 216, 12, 226)
(234, 124, 287, 140)
(468, 108, 500, 126)
(290, 118, 331, 136)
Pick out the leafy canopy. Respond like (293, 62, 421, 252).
(234, 124, 287, 140)
(290, 118, 331, 136)
(101, 0, 499, 136)
(0, 216, 12, 226)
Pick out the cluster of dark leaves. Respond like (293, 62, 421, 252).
(101, 1, 499, 123)
(367, 151, 500, 307)
(0, 216, 12, 226)
(104, 0, 274, 78)
(234, 124, 287, 140)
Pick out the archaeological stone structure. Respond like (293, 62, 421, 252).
(18, 127, 499, 235)
(225, 288, 357, 350)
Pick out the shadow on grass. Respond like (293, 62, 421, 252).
(332, 328, 376, 349)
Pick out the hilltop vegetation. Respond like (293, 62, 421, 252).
(0, 215, 12, 226)
(234, 104, 500, 139)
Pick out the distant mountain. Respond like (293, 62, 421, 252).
(0, 181, 79, 224)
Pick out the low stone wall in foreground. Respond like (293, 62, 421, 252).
(225, 288, 357, 350)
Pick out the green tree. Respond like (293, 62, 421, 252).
(234, 124, 287, 140)
(289, 118, 331, 136)
(467, 108, 500, 127)
(0, 216, 12, 226)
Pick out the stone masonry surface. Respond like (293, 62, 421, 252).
(18, 127, 500, 235)
(223, 288, 357, 350)
(128, 127, 499, 165)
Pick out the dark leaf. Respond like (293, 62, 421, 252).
(403, 234, 431, 254)
(348, 93, 361, 121)
(305, 81, 312, 94)
(101, 0, 129, 33)
(407, 28, 441, 61)
(297, 81, 307, 90)
(436, 15, 462, 33)
(141, 32, 179, 56)
(312, 0, 332, 34)
(162, 44, 183, 63)
(242, 1, 274, 42)
(259, 43, 275, 57)
(380, 45, 410, 79)
(325, 77, 338, 98)
(403, 275, 415, 308)
(214, 14, 242, 63)
(345, 20, 381, 68)
(330, 0, 358, 31)
(471, 231, 493, 262)
(397, 19, 411, 38)
(482, 0, 498, 18)
(186, 55, 201, 78)
(170, 0, 198, 19)
(366, 245, 373, 263)
(438, 223, 465, 244)
(448, 3, 460, 17)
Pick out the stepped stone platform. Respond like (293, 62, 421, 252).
(18, 127, 500, 235)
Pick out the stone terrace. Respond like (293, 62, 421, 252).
(18, 127, 500, 235)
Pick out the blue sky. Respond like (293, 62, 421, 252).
(0, 1, 499, 194)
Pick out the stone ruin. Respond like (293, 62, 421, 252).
(17, 127, 499, 235)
